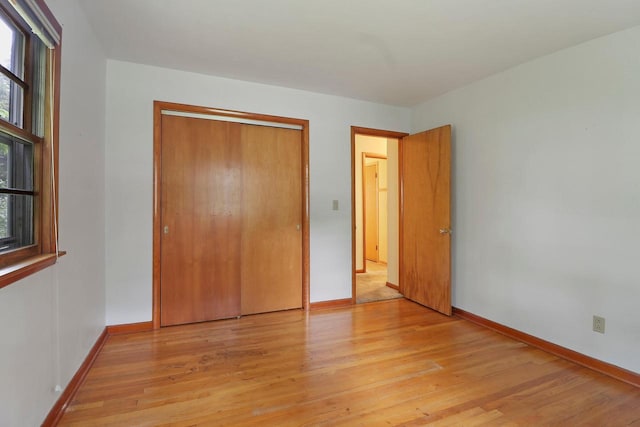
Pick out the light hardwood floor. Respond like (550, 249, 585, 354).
(59, 299, 640, 426)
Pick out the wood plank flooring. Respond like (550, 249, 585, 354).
(59, 299, 640, 426)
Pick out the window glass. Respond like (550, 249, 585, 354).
(0, 75, 24, 126)
(0, 73, 11, 123)
(0, 193, 9, 239)
(0, 133, 33, 253)
(0, 194, 33, 249)
(0, 11, 25, 127)
(0, 139, 10, 188)
(0, 14, 14, 71)
(0, 141, 8, 239)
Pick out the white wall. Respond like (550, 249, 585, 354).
(412, 26, 640, 373)
(105, 60, 411, 324)
(386, 138, 399, 286)
(0, 1, 107, 425)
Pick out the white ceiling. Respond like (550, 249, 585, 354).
(79, 0, 640, 107)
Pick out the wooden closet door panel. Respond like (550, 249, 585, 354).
(160, 116, 242, 326)
(240, 125, 302, 315)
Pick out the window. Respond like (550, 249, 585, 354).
(0, 133, 34, 251)
(0, 0, 61, 287)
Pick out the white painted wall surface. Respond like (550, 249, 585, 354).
(105, 61, 411, 324)
(0, 1, 107, 425)
(386, 139, 399, 286)
(412, 26, 640, 373)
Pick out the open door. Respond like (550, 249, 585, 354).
(400, 125, 452, 315)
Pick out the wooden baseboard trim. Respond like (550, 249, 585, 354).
(385, 282, 399, 291)
(107, 321, 154, 335)
(43, 320, 158, 425)
(310, 298, 353, 310)
(42, 327, 109, 426)
(453, 307, 639, 388)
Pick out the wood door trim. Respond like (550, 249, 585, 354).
(157, 101, 309, 127)
(351, 127, 408, 304)
(153, 101, 310, 329)
(398, 134, 404, 295)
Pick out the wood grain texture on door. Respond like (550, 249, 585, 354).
(240, 125, 303, 315)
(160, 116, 242, 326)
(401, 125, 452, 315)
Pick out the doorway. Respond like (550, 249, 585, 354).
(352, 128, 406, 304)
(351, 125, 452, 314)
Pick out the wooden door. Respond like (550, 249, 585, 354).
(160, 116, 303, 326)
(160, 116, 242, 326)
(240, 125, 302, 315)
(365, 163, 379, 262)
(401, 125, 451, 315)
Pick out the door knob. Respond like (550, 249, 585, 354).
(439, 228, 452, 235)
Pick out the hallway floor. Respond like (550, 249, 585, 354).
(356, 260, 403, 303)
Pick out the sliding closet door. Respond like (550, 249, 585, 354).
(160, 116, 242, 326)
(240, 125, 302, 315)
(159, 112, 303, 326)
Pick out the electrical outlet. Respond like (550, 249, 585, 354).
(593, 315, 605, 334)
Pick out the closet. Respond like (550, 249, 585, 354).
(157, 106, 305, 326)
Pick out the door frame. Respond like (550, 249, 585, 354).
(153, 101, 310, 329)
(362, 153, 386, 266)
(351, 127, 408, 304)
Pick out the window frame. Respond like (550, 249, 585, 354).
(0, 0, 61, 289)
(0, 131, 36, 252)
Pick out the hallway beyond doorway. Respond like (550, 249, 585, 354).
(356, 261, 403, 304)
